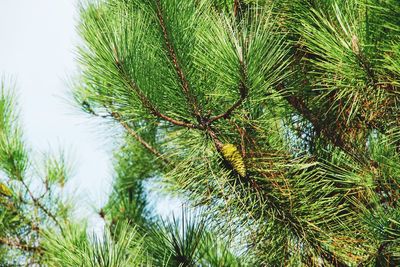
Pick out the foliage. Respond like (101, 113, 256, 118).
(42, 222, 145, 267)
(1, 0, 400, 266)
(43, 209, 247, 267)
(72, 0, 400, 265)
(0, 80, 73, 265)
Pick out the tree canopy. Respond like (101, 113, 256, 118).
(1, 0, 400, 266)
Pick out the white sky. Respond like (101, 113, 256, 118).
(0, 0, 181, 228)
(0, 0, 113, 229)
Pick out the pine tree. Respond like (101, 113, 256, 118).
(0, 80, 73, 265)
(46, 0, 400, 265)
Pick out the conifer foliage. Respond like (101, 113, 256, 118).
(69, 0, 400, 265)
(0, 81, 72, 265)
(1, 0, 400, 266)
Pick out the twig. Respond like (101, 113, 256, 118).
(234, 0, 240, 16)
(0, 237, 40, 253)
(208, 93, 246, 123)
(277, 84, 349, 151)
(115, 60, 200, 130)
(20, 179, 61, 229)
(209, 62, 248, 123)
(206, 127, 224, 151)
(110, 112, 171, 165)
(82, 102, 172, 165)
(155, 0, 203, 121)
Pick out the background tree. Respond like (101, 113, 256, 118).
(0, 80, 73, 266)
(43, 0, 400, 266)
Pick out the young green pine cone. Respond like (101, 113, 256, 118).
(0, 183, 12, 197)
(221, 143, 246, 177)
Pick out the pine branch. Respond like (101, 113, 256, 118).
(110, 112, 171, 165)
(0, 237, 40, 253)
(358, 242, 390, 267)
(209, 61, 248, 123)
(114, 60, 200, 130)
(318, 247, 348, 267)
(155, 0, 203, 122)
(236, 169, 349, 266)
(278, 84, 350, 151)
(208, 89, 246, 123)
(81, 101, 172, 165)
(234, 0, 239, 16)
(19, 179, 61, 229)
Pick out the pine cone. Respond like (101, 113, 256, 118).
(221, 144, 246, 177)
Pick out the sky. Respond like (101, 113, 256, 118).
(0, 0, 113, 230)
(0, 0, 181, 230)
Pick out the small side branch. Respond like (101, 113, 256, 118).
(125, 79, 200, 129)
(319, 248, 348, 267)
(284, 92, 347, 150)
(83, 104, 172, 165)
(209, 82, 247, 123)
(114, 59, 200, 129)
(209, 61, 248, 123)
(155, 0, 203, 120)
(20, 179, 61, 228)
(206, 127, 224, 151)
(234, 0, 240, 16)
(0, 237, 40, 253)
(111, 112, 171, 165)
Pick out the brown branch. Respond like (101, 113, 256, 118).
(3, 199, 40, 234)
(319, 247, 348, 267)
(155, 0, 203, 121)
(82, 104, 172, 164)
(357, 242, 389, 267)
(110, 112, 171, 165)
(209, 62, 248, 123)
(209, 93, 246, 123)
(234, 0, 240, 16)
(113, 52, 200, 130)
(277, 84, 350, 151)
(206, 127, 223, 150)
(249, 180, 348, 267)
(127, 81, 192, 128)
(83, 105, 172, 165)
(279, 89, 318, 130)
(20, 179, 61, 228)
(0, 237, 40, 253)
